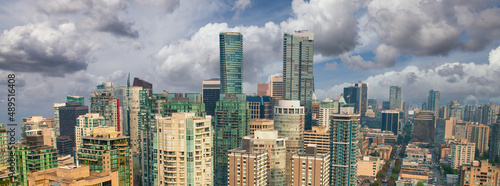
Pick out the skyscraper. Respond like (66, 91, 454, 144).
(274, 100, 305, 185)
(451, 139, 475, 169)
(344, 86, 360, 113)
(427, 89, 440, 118)
(467, 124, 490, 156)
(57, 97, 88, 156)
(490, 120, 500, 160)
(449, 100, 462, 119)
(156, 113, 213, 185)
(330, 107, 359, 186)
(389, 86, 403, 110)
(213, 94, 250, 185)
(463, 104, 475, 122)
(220, 32, 243, 94)
(270, 75, 285, 99)
(355, 82, 368, 116)
(90, 92, 120, 132)
(381, 110, 400, 135)
(413, 110, 435, 143)
(291, 144, 330, 186)
(283, 31, 314, 130)
(202, 78, 220, 117)
(228, 140, 268, 186)
(75, 113, 105, 153)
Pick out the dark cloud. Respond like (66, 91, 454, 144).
(405, 72, 417, 84)
(96, 17, 139, 38)
(0, 23, 95, 76)
(437, 64, 465, 79)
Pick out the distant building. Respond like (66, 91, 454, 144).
(291, 144, 330, 186)
(427, 89, 440, 118)
(344, 86, 360, 114)
(413, 110, 435, 143)
(448, 100, 462, 119)
(490, 121, 500, 160)
(0, 124, 7, 171)
(318, 98, 339, 127)
(90, 92, 120, 132)
(75, 113, 105, 153)
(357, 156, 383, 177)
(247, 96, 275, 119)
(20, 116, 56, 142)
(463, 104, 474, 122)
(283, 31, 315, 130)
(435, 117, 456, 145)
(270, 75, 285, 99)
(220, 32, 243, 94)
(389, 86, 403, 110)
(304, 125, 330, 154)
(381, 110, 400, 135)
(56, 135, 72, 156)
(460, 160, 500, 185)
(257, 83, 271, 96)
(467, 123, 490, 156)
(249, 119, 274, 136)
(202, 78, 221, 117)
(482, 104, 497, 125)
(28, 164, 120, 185)
(355, 82, 368, 116)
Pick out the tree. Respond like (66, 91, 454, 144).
(397, 135, 404, 144)
(416, 181, 425, 186)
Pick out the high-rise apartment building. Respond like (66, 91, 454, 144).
(202, 78, 221, 117)
(220, 32, 243, 94)
(95, 82, 131, 136)
(283, 31, 314, 130)
(330, 107, 359, 186)
(90, 92, 120, 132)
(270, 75, 285, 99)
(467, 124, 490, 156)
(482, 104, 497, 125)
(247, 96, 275, 119)
(20, 116, 55, 142)
(75, 113, 105, 153)
(490, 120, 500, 160)
(463, 104, 474, 122)
(427, 89, 440, 118)
(451, 139, 475, 169)
(227, 141, 268, 186)
(449, 100, 462, 119)
(291, 144, 330, 186)
(77, 127, 132, 185)
(389, 86, 403, 110)
(156, 113, 212, 186)
(435, 117, 456, 145)
(318, 98, 339, 127)
(0, 124, 8, 171)
(213, 94, 250, 185)
(257, 83, 271, 96)
(460, 160, 500, 186)
(413, 110, 435, 143)
(304, 125, 329, 154)
(14, 130, 58, 185)
(274, 100, 305, 186)
(355, 82, 368, 116)
(381, 110, 400, 135)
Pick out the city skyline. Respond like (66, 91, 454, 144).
(1, 0, 500, 128)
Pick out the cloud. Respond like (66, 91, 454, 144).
(233, 0, 251, 19)
(317, 45, 500, 105)
(133, 0, 180, 13)
(0, 22, 97, 76)
(324, 62, 337, 70)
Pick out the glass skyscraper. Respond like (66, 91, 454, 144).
(220, 32, 243, 94)
(389, 86, 403, 110)
(283, 31, 314, 130)
(427, 89, 440, 117)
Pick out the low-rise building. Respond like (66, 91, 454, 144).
(460, 160, 500, 186)
(357, 156, 383, 177)
(27, 165, 119, 185)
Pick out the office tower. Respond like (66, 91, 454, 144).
(56, 135, 72, 155)
(156, 113, 212, 185)
(283, 31, 314, 130)
(213, 94, 250, 185)
(463, 104, 474, 122)
(343, 86, 360, 113)
(20, 116, 55, 142)
(28, 164, 121, 185)
(90, 92, 120, 132)
(133, 77, 153, 89)
(482, 104, 497, 125)
(475, 105, 484, 123)
(318, 98, 339, 127)
(250, 119, 274, 136)
(238, 130, 287, 186)
(75, 113, 105, 152)
(114, 85, 130, 136)
(53, 103, 65, 136)
(270, 75, 285, 99)
(257, 83, 271, 96)
(490, 120, 500, 160)
(161, 93, 206, 117)
(467, 124, 490, 156)
(220, 32, 243, 94)
(381, 110, 400, 135)
(77, 127, 132, 185)
(427, 89, 440, 117)
(460, 160, 500, 186)
(449, 100, 462, 119)
(389, 86, 403, 110)
(413, 110, 435, 143)
(451, 139, 475, 169)
(330, 107, 359, 186)
(247, 96, 275, 119)
(228, 140, 268, 186)
(304, 125, 329, 154)
(291, 144, 330, 186)
(274, 100, 305, 186)
(202, 78, 221, 116)
(57, 97, 88, 155)
(0, 124, 7, 171)
(368, 99, 378, 113)
(14, 130, 58, 185)
(312, 100, 320, 118)
(439, 105, 450, 119)
(355, 82, 368, 116)
(435, 117, 456, 145)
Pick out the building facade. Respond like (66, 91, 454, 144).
(75, 113, 105, 153)
(330, 107, 359, 186)
(220, 32, 243, 94)
(451, 140, 475, 169)
(291, 144, 330, 186)
(270, 75, 285, 99)
(427, 89, 440, 118)
(381, 110, 400, 135)
(460, 160, 500, 185)
(413, 110, 435, 143)
(389, 86, 403, 110)
(202, 78, 221, 117)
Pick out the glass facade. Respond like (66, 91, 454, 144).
(220, 32, 243, 94)
(329, 112, 359, 186)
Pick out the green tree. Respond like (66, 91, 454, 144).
(397, 135, 404, 144)
(416, 181, 425, 186)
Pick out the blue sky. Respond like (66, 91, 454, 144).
(1, 0, 500, 127)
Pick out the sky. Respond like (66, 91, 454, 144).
(1, 0, 500, 125)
